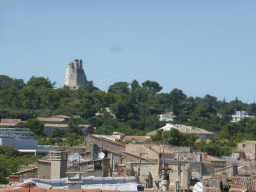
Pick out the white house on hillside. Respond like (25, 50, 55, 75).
(231, 111, 255, 122)
(158, 111, 179, 122)
(158, 123, 216, 139)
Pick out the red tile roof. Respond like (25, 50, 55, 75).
(1, 118, 22, 123)
(233, 149, 244, 153)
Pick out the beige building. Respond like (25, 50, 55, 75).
(232, 149, 245, 160)
(125, 143, 174, 160)
(237, 140, 256, 160)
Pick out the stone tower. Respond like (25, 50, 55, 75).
(65, 59, 87, 90)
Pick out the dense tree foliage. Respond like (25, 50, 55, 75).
(0, 145, 43, 184)
(2, 75, 256, 157)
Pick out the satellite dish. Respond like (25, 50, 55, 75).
(193, 182, 203, 192)
(98, 152, 105, 159)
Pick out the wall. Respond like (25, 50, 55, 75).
(168, 162, 191, 189)
(51, 159, 67, 179)
(37, 160, 51, 179)
(125, 144, 159, 159)
(127, 162, 159, 186)
(214, 165, 238, 177)
(238, 141, 256, 160)
(79, 159, 110, 177)
(86, 135, 125, 154)
(190, 162, 214, 177)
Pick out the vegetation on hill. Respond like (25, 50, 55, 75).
(1, 75, 256, 156)
(0, 145, 43, 184)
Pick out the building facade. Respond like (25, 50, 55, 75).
(231, 111, 255, 122)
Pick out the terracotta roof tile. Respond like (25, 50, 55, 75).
(82, 190, 101, 192)
(233, 149, 244, 153)
(45, 189, 65, 192)
(30, 189, 46, 192)
(1, 118, 22, 123)
(65, 190, 83, 192)
(203, 154, 226, 162)
(13, 188, 29, 192)
(37, 118, 64, 122)
(102, 190, 119, 192)
(122, 136, 149, 142)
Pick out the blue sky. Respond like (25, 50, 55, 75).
(1, 0, 256, 103)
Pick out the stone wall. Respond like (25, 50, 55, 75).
(37, 160, 51, 179)
(86, 135, 125, 154)
(125, 144, 159, 159)
(214, 165, 238, 177)
(238, 141, 256, 160)
(190, 162, 214, 177)
(168, 162, 191, 189)
(127, 162, 159, 186)
(167, 146, 194, 153)
(65, 59, 87, 90)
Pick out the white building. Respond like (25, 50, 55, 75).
(158, 123, 216, 139)
(231, 111, 255, 122)
(158, 111, 179, 122)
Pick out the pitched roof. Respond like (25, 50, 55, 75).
(233, 149, 244, 153)
(122, 136, 149, 142)
(89, 134, 125, 147)
(37, 117, 64, 122)
(146, 130, 157, 136)
(160, 123, 216, 135)
(49, 115, 70, 119)
(112, 132, 125, 135)
(0, 118, 22, 123)
(44, 124, 91, 128)
(203, 154, 226, 162)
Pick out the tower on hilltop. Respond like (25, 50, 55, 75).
(64, 59, 87, 90)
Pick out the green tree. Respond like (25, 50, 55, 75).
(109, 82, 130, 95)
(26, 76, 55, 89)
(111, 95, 134, 121)
(49, 128, 67, 138)
(24, 118, 45, 136)
(80, 81, 99, 93)
(142, 80, 163, 92)
(130, 80, 141, 91)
